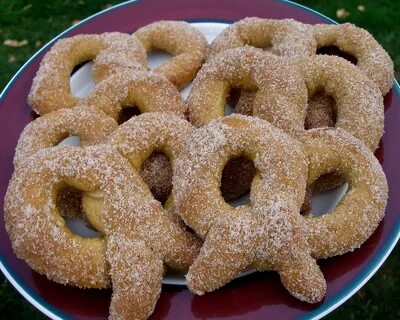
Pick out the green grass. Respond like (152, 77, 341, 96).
(0, 0, 399, 319)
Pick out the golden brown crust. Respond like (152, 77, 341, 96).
(134, 20, 208, 89)
(173, 114, 326, 303)
(313, 23, 394, 95)
(300, 128, 388, 258)
(83, 70, 187, 208)
(107, 236, 163, 320)
(28, 33, 147, 115)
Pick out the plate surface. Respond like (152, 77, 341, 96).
(0, 0, 399, 319)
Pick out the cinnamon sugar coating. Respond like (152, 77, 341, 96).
(82, 70, 187, 203)
(296, 55, 384, 151)
(5, 145, 200, 319)
(4, 19, 393, 319)
(14, 105, 117, 167)
(83, 70, 186, 120)
(300, 128, 388, 258)
(82, 113, 201, 271)
(173, 115, 326, 303)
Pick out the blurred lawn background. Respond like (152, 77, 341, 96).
(0, 0, 399, 319)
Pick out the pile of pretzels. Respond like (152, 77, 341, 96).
(4, 18, 393, 320)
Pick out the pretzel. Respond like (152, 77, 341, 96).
(134, 20, 208, 89)
(173, 115, 326, 303)
(300, 128, 388, 258)
(296, 55, 384, 151)
(82, 70, 187, 202)
(313, 23, 394, 95)
(5, 145, 200, 319)
(28, 33, 147, 114)
(82, 113, 200, 270)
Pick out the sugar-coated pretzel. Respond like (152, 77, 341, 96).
(188, 47, 308, 135)
(207, 17, 315, 60)
(313, 23, 394, 95)
(28, 33, 147, 115)
(82, 113, 201, 270)
(208, 17, 314, 121)
(134, 20, 208, 89)
(207, 17, 321, 131)
(299, 128, 388, 258)
(83, 70, 186, 121)
(13, 105, 118, 223)
(13, 105, 117, 167)
(173, 115, 326, 303)
(5, 145, 200, 319)
(296, 55, 384, 151)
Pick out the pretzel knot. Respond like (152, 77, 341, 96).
(173, 114, 326, 303)
(5, 114, 201, 319)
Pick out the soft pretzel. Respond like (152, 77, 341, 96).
(187, 47, 307, 202)
(5, 145, 200, 319)
(173, 115, 326, 303)
(295, 55, 384, 151)
(313, 23, 394, 95)
(134, 20, 208, 89)
(82, 113, 200, 270)
(300, 128, 388, 258)
(28, 33, 147, 114)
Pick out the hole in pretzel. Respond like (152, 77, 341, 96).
(301, 171, 349, 216)
(226, 87, 256, 116)
(147, 49, 173, 69)
(56, 186, 102, 238)
(316, 46, 358, 65)
(305, 89, 337, 130)
(117, 106, 142, 125)
(57, 135, 81, 147)
(70, 61, 95, 98)
(71, 60, 92, 76)
(140, 151, 173, 205)
(220, 156, 256, 206)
